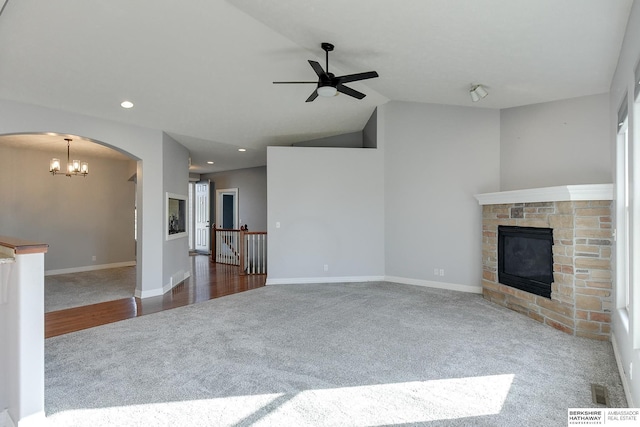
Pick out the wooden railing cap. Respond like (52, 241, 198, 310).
(0, 236, 49, 255)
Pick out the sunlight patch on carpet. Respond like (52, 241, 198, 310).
(46, 374, 514, 426)
(258, 374, 515, 425)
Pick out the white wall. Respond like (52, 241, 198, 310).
(267, 146, 385, 283)
(2, 250, 46, 425)
(0, 144, 136, 272)
(609, 0, 640, 408)
(202, 166, 268, 231)
(0, 99, 188, 298)
(500, 93, 611, 191)
(382, 101, 500, 292)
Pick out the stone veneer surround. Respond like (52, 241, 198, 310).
(475, 185, 614, 341)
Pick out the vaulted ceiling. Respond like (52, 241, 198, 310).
(0, 0, 633, 172)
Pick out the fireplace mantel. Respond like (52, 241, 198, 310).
(474, 184, 613, 206)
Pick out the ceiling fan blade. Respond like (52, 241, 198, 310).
(273, 81, 317, 84)
(306, 89, 318, 102)
(308, 60, 326, 77)
(337, 71, 379, 84)
(336, 84, 366, 99)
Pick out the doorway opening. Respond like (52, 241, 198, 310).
(216, 188, 239, 229)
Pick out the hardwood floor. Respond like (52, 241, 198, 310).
(45, 255, 265, 338)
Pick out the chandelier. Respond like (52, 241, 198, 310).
(49, 138, 89, 177)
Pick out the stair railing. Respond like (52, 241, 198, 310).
(213, 225, 267, 274)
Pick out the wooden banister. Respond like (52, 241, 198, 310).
(213, 227, 266, 275)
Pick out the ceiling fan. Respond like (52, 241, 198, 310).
(273, 42, 379, 102)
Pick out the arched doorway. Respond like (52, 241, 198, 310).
(0, 132, 140, 311)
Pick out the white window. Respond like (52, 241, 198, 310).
(616, 109, 630, 313)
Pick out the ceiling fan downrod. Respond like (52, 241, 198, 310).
(322, 42, 334, 74)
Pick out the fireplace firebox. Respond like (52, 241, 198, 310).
(498, 226, 553, 298)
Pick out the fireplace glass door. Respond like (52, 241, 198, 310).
(498, 226, 553, 298)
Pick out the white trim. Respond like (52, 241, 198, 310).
(385, 276, 483, 294)
(45, 261, 136, 276)
(0, 410, 14, 427)
(135, 287, 162, 299)
(135, 271, 191, 299)
(611, 332, 636, 407)
(265, 275, 481, 295)
(266, 276, 385, 285)
(2, 411, 43, 427)
(474, 184, 613, 205)
(164, 271, 191, 294)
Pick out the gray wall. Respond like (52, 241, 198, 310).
(382, 101, 500, 290)
(363, 108, 378, 148)
(293, 131, 363, 148)
(0, 144, 136, 272)
(266, 102, 500, 290)
(0, 99, 189, 298)
(202, 166, 267, 231)
(267, 146, 385, 281)
(500, 93, 611, 190)
(162, 133, 190, 289)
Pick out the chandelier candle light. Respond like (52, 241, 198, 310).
(49, 138, 89, 177)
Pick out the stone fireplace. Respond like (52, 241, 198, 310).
(475, 185, 613, 341)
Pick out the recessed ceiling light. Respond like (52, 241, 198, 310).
(120, 100, 134, 109)
(207, 161, 214, 164)
(238, 148, 246, 152)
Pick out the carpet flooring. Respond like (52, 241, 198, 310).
(44, 266, 136, 312)
(45, 281, 626, 426)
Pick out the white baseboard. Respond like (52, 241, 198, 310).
(384, 276, 483, 294)
(265, 275, 482, 295)
(611, 331, 635, 407)
(0, 410, 43, 427)
(0, 410, 13, 427)
(163, 271, 191, 294)
(135, 270, 192, 299)
(135, 287, 162, 299)
(266, 275, 385, 286)
(45, 261, 136, 276)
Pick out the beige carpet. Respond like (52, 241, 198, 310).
(45, 281, 626, 426)
(44, 266, 136, 312)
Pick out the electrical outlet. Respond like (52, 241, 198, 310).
(276, 222, 281, 229)
(434, 268, 439, 276)
(324, 264, 329, 272)
(439, 269, 445, 276)
(92, 255, 96, 261)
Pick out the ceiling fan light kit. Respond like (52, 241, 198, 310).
(273, 42, 379, 102)
(317, 85, 338, 97)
